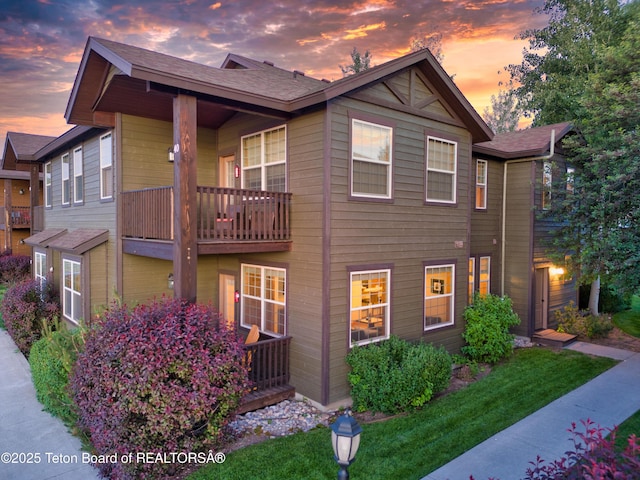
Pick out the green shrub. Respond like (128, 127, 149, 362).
(462, 294, 521, 364)
(29, 321, 85, 425)
(555, 302, 613, 339)
(346, 335, 452, 414)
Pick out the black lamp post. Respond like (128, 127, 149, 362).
(330, 409, 362, 480)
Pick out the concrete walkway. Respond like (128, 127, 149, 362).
(423, 342, 640, 480)
(0, 329, 100, 480)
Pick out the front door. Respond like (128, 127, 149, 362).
(219, 154, 236, 189)
(219, 273, 236, 328)
(535, 268, 549, 330)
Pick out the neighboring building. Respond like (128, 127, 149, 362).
(0, 132, 49, 255)
(473, 122, 578, 337)
(25, 36, 577, 409)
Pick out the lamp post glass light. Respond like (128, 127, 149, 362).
(331, 409, 362, 480)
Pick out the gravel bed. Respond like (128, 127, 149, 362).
(229, 399, 333, 438)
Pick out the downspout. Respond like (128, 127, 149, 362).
(501, 129, 556, 296)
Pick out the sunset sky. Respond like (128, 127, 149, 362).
(0, 0, 548, 151)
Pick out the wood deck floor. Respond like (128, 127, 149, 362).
(237, 385, 296, 414)
(532, 329, 578, 348)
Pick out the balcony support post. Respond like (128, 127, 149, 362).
(172, 93, 198, 303)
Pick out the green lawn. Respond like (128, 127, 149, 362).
(188, 348, 616, 480)
(616, 409, 640, 451)
(613, 295, 640, 338)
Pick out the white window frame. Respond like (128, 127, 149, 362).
(34, 251, 46, 291)
(61, 153, 70, 205)
(44, 162, 52, 208)
(475, 159, 487, 209)
(424, 263, 455, 331)
(73, 146, 83, 204)
(426, 136, 457, 204)
(349, 269, 390, 347)
(350, 119, 393, 199)
(240, 264, 287, 336)
(566, 166, 575, 194)
(241, 125, 287, 192)
(479, 256, 491, 296)
(62, 258, 82, 325)
(468, 257, 475, 304)
(100, 133, 113, 200)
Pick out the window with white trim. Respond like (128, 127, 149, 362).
(479, 256, 490, 296)
(426, 137, 457, 203)
(424, 264, 455, 330)
(350, 269, 390, 346)
(242, 126, 286, 192)
(100, 133, 113, 200)
(34, 251, 46, 291)
(62, 259, 82, 324)
(566, 166, 575, 194)
(73, 146, 83, 203)
(241, 264, 286, 336)
(44, 162, 52, 207)
(351, 119, 392, 198)
(61, 153, 70, 205)
(468, 257, 475, 304)
(475, 159, 487, 209)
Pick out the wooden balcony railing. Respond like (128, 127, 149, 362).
(121, 186, 174, 240)
(242, 335, 291, 391)
(0, 206, 32, 228)
(121, 186, 291, 242)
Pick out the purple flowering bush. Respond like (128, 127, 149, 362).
(0, 253, 31, 284)
(0, 278, 60, 355)
(70, 298, 250, 480)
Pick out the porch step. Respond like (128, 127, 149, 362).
(237, 385, 295, 414)
(532, 329, 578, 348)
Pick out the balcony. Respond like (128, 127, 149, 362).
(238, 334, 294, 413)
(0, 206, 32, 229)
(121, 186, 292, 257)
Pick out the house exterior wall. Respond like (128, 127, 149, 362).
(325, 85, 474, 403)
(470, 158, 503, 296)
(40, 131, 118, 325)
(503, 161, 534, 337)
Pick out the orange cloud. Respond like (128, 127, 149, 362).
(343, 22, 387, 40)
(209, 2, 222, 10)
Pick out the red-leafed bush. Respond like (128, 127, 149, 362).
(0, 254, 31, 284)
(523, 419, 640, 480)
(70, 297, 250, 480)
(0, 278, 60, 355)
(472, 419, 640, 480)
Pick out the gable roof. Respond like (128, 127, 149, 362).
(66, 37, 493, 142)
(473, 122, 574, 159)
(2, 132, 56, 168)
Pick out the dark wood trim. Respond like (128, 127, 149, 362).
(321, 105, 331, 406)
(197, 240, 291, 255)
(115, 114, 124, 299)
(173, 94, 198, 303)
(123, 238, 173, 260)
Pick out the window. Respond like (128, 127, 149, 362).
(475, 159, 487, 209)
(242, 126, 286, 192)
(241, 264, 286, 336)
(424, 264, 455, 330)
(542, 161, 552, 209)
(468, 257, 475, 304)
(427, 137, 457, 203)
(73, 147, 83, 203)
(61, 153, 70, 205)
(63, 259, 82, 324)
(100, 133, 113, 199)
(566, 166, 575, 194)
(479, 256, 490, 296)
(44, 162, 52, 207)
(34, 251, 46, 291)
(351, 119, 392, 198)
(350, 269, 390, 346)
